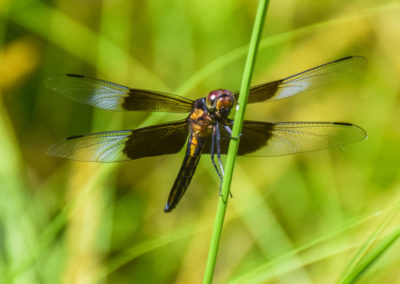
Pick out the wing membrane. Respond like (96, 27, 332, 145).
(235, 56, 366, 104)
(48, 119, 189, 162)
(46, 74, 194, 112)
(203, 121, 367, 156)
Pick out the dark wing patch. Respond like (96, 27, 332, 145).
(123, 120, 189, 159)
(48, 119, 189, 162)
(234, 56, 366, 104)
(46, 74, 194, 113)
(202, 121, 273, 155)
(202, 121, 367, 156)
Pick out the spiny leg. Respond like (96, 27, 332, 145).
(221, 123, 235, 198)
(215, 123, 225, 177)
(216, 123, 234, 198)
(225, 120, 241, 140)
(211, 125, 224, 194)
(224, 124, 232, 136)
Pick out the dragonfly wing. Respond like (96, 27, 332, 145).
(48, 119, 189, 162)
(237, 121, 367, 156)
(46, 74, 194, 112)
(202, 121, 366, 156)
(234, 56, 366, 104)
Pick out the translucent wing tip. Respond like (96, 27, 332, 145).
(47, 140, 66, 158)
(47, 137, 77, 158)
(334, 56, 368, 70)
(44, 75, 61, 90)
(45, 74, 82, 89)
(337, 55, 367, 63)
(330, 122, 368, 143)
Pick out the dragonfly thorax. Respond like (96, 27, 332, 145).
(206, 89, 235, 118)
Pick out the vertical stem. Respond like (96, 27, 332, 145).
(203, 1, 270, 283)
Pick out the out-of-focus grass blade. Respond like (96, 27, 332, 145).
(5, 163, 115, 282)
(338, 195, 400, 283)
(96, 224, 201, 280)
(0, 9, 39, 281)
(0, 102, 38, 283)
(227, 207, 390, 284)
(4, 0, 169, 90)
(339, 226, 400, 284)
(228, 164, 312, 283)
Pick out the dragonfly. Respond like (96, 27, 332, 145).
(47, 56, 367, 213)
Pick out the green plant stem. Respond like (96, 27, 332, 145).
(203, 1, 270, 283)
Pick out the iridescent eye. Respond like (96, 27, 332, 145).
(207, 92, 218, 111)
(210, 95, 216, 107)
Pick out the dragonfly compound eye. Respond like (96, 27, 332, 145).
(206, 91, 218, 111)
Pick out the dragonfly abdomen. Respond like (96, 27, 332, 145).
(164, 135, 204, 213)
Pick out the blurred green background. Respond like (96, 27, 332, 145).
(1, 0, 400, 283)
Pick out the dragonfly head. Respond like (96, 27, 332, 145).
(206, 89, 235, 118)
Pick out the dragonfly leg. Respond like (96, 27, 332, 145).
(211, 125, 224, 193)
(224, 121, 241, 140)
(215, 123, 225, 177)
(224, 124, 232, 136)
(216, 123, 234, 198)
